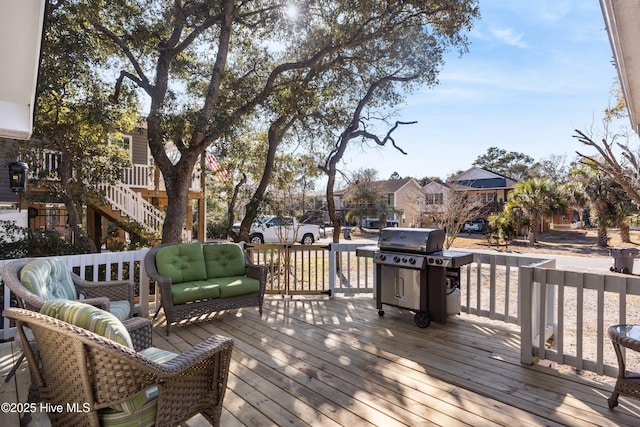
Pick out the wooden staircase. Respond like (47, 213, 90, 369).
(93, 183, 165, 238)
(93, 183, 191, 242)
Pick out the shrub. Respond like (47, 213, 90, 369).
(0, 220, 88, 259)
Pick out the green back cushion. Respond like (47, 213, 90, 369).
(203, 243, 246, 278)
(155, 242, 207, 284)
(40, 300, 134, 349)
(20, 258, 77, 301)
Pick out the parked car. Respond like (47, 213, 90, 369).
(247, 215, 321, 245)
(463, 218, 487, 233)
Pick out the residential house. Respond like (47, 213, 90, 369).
(421, 180, 452, 227)
(4, 122, 206, 248)
(336, 178, 425, 228)
(448, 166, 517, 216)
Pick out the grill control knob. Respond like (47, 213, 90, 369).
(409, 258, 416, 265)
(393, 256, 400, 263)
(428, 258, 435, 264)
(379, 254, 386, 261)
(436, 258, 443, 265)
(402, 258, 407, 263)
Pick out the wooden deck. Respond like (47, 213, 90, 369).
(2, 295, 640, 426)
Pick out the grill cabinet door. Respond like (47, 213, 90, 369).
(379, 266, 421, 311)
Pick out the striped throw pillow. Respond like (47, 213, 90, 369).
(40, 299, 134, 349)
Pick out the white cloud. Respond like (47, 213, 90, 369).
(490, 27, 527, 48)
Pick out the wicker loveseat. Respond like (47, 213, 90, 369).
(4, 300, 233, 426)
(145, 242, 268, 335)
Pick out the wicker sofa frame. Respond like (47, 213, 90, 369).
(4, 307, 233, 426)
(1, 258, 151, 349)
(144, 242, 269, 335)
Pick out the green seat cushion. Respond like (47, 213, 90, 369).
(20, 258, 76, 301)
(171, 281, 220, 305)
(203, 243, 246, 278)
(99, 347, 179, 427)
(208, 276, 260, 298)
(155, 242, 207, 284)
(40, 300, 134, 349)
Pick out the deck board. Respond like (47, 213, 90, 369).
(3, 295, 640, 426)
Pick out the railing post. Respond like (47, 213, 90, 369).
(519, 265, 534, 365)
(138, 247, 150, 317)
(328, 243, 336, 296)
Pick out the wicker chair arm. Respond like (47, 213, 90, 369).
(143, 246, 176, 312)
(72, 273, 134, 304)
(80, 296, 111, 312)
(156, 335, 233, 373)
(122, 317, 153, 351)
(144, 246, 169, 282)
(1, 259, 45, 311)
(246, 263, 268, 293)
(151, 335, 233, 425)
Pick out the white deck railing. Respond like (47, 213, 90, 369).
(0, 249, 154, 340)
(520, 264, 640, 376)
(30, 155, 202, 192)
(0, 246, 636, 379)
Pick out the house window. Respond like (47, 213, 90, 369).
(477, 192, 496, 203)
(111, 135, 132, 162)
(425, 193, 443, 205)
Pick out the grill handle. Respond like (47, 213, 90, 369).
(394, 276, 404, 299)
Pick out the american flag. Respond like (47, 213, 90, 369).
(205, 153, 231, 181)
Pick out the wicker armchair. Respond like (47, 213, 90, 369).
(1, 258, 134, 314)
(1, 257, 151, 350)
(4, 304, 233, 426)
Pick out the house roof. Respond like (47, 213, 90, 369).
(601, 0, 640, 135)
(374, 178, 416, 194)
(449, 166, 517, 191)
(336, 178, 419, 197)
(423, 181, 450, 194)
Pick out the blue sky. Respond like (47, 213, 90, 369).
(337, 1, 624, 182)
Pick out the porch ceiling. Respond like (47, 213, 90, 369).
(0, 0, 46, 140)
(601, 0, 640, 134)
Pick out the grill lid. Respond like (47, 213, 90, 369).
(378, 227, 445, 253)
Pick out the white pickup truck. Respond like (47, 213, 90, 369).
(248, 215, 321, 245)
(463, 218, 487, 233)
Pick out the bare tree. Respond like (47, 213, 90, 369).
(419, 190, 484, 249)
(574, 130, 640, 207)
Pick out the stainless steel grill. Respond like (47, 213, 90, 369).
(373, 227, 473, 328)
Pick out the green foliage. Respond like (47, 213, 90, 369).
(0, 221, 88, 259)
(22, 3, 140, 252)
(343, 168, 398, 227)
(70, 0, 480, 242)
(569, 159, 631, 246)
(502, 178, 567, 244)
(488, 211, 517, 241)
(473, 147, 537, 181)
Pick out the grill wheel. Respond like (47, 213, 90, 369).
(414, 311, 431, 328)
